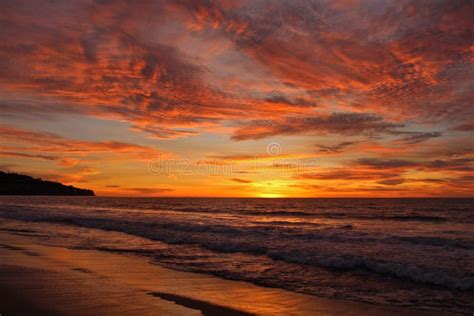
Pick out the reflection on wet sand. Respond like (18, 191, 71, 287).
(0, 232, 444, 315)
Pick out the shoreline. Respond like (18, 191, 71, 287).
(0, 232, 453, 315)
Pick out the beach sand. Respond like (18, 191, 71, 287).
(0, 232, 448, 315)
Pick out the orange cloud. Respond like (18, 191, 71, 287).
(0, 126, 165, 166)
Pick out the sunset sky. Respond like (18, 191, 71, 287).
(0, 0, 473, 197)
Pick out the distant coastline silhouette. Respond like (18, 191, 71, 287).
(0, 171, 94, 196)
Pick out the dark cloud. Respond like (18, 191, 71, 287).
(450, 121, 474, 132)
(265, 93, 317, 107)
(353, 157, 474, 174)
(233, 113, 403, 141)
(206, 154, 257, 161)
(297, 170, 398, 181)
(378, 178, 405, 186)
(230, 178, 252, 184)
(316, 141, 357, 154)
(355, 158, 418, 169)
(0, 151, 57, 161)
(424, 158, 474, 172)
(408, 178, 449, 184)
(296, 155, 474, 186)
(396, 132, 442, 144)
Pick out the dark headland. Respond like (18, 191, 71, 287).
(0, 171, 95, 196)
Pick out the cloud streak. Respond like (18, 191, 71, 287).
(0, 126, 164, 165)
(232, 112, 403, 140)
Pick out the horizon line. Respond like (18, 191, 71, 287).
(95, 196, 474, 199)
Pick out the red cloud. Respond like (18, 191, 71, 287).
(0, 125, 164, 159)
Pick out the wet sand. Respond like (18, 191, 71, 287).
(0, 232, 449, 315)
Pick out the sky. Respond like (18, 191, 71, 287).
(0, 0, 473, 197)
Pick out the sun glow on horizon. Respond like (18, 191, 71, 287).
(257, 193, 285, 198)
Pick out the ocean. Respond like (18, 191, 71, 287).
(0, 197, 472, 314)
